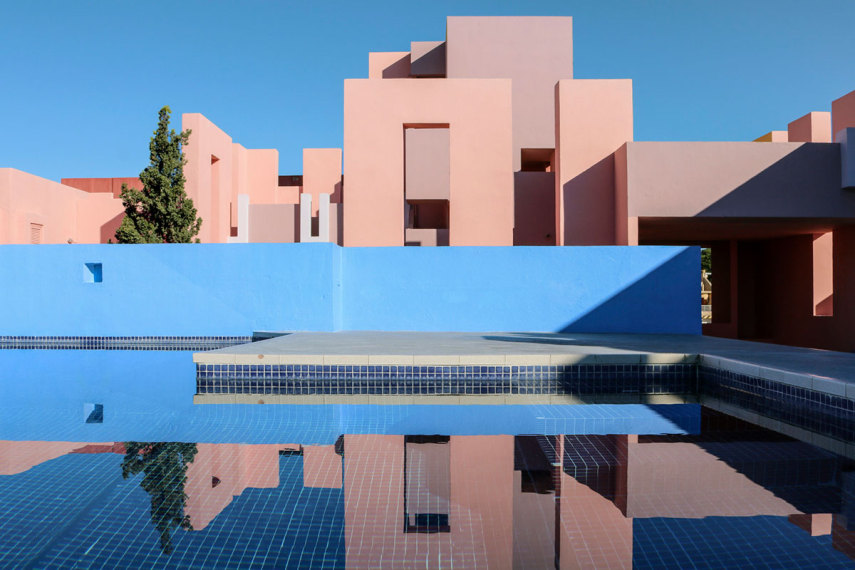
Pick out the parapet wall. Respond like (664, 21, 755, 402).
(0, 244, 700, 335)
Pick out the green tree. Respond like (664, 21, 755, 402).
(122, 441, 198, 555)
(701, 247, 712, 274)
(115, 106, 202, 243)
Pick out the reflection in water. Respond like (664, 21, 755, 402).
(121, 442, 198, 554)
(1, 407, 855, 568)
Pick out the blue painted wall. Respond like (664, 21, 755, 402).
(343, 246, 699, 333)
(0, 243, 699, 335)
(0, 243, 338, 335)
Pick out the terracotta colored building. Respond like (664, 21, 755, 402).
(3, 16, 855, 351)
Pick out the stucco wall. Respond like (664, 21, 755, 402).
(624, 141, 849, 218)
(0, 243, 699, 335)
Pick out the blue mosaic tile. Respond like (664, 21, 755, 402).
(196, 363, 697, 398)
(699, 366, 855, 443)
(0, 335, 251, 351)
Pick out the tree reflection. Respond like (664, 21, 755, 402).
(121, 442, 198, 555)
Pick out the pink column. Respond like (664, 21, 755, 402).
(832, 90, 855, 140)
(555, 79, 633, 245)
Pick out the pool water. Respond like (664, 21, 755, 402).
(1, 350, 854, 569)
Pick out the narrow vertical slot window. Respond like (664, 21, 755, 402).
(812, 232, 833, 316)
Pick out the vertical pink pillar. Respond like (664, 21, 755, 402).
(813, 232, 834, 316)
(182, 113, 235, 243)
(555, 79, 633, 245)
(450, 436, 514, 570)
(613, 143, 638, 245)
(832, 90, 855, 140)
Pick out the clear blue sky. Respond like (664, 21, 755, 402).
(2, 0, 854, 181)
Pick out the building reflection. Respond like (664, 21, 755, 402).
(183, 442, 342, 529)
(2, 407, 854, 567)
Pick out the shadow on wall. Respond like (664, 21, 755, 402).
(100, 212, 124, 243)
(474, 248, 701, 338)
(698, 143, 843, 217)
(558, 247, 698, 333)
(562, 155, 615, 245)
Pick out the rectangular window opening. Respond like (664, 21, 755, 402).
(813, 232, 833, 316)
(404, 435, 451, 533)
(521, 148, 554, 172)
(404, 125, 450, 247)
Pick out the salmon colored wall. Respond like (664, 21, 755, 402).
(832, 90, 855, 139)
(513, 172, 555, 245)
(624, 142, 851, 219)
(0, 441, 93, 475)
(245, 148, 281, 207)
(303, 149, 342, 215)
(754, 130, 789, 142)
(62, 177, 142, 198)
(184, 443, 280, 530)
(183, 113, 235, 243)
(183, 113, 282, 242)
(343, 78, 514, 246)
(447, 16, 573, 170)
(625, 440, 804, 519)
(0, 168, 123, 244)
(450, 436, 514, 569)
(302, 445, 342, 488)
(404, 128, 450, 201)
(727, 231, 855, 351)
(559, 470, 633, 569)
(343, 435, 512, 569)
(76, 192, 125, 243)
(555, 79, 633, 245)
(613, 143, 639, 246)
(368, 52, 410, 79)
(788, 112, 832, 143)
(512, 470, 555, 568)
(249, 204, 298, 243)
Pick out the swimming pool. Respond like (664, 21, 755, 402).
(2, 349, 854, 568)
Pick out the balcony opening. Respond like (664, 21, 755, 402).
(521, 148, 554, 172)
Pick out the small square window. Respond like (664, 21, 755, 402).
(84, 263, 102, 283)
(84, 403, 103, 423)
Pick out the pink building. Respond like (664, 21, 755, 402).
(4, 16, 855, 351)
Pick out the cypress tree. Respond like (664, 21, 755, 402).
(115, 106, 202, 243)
